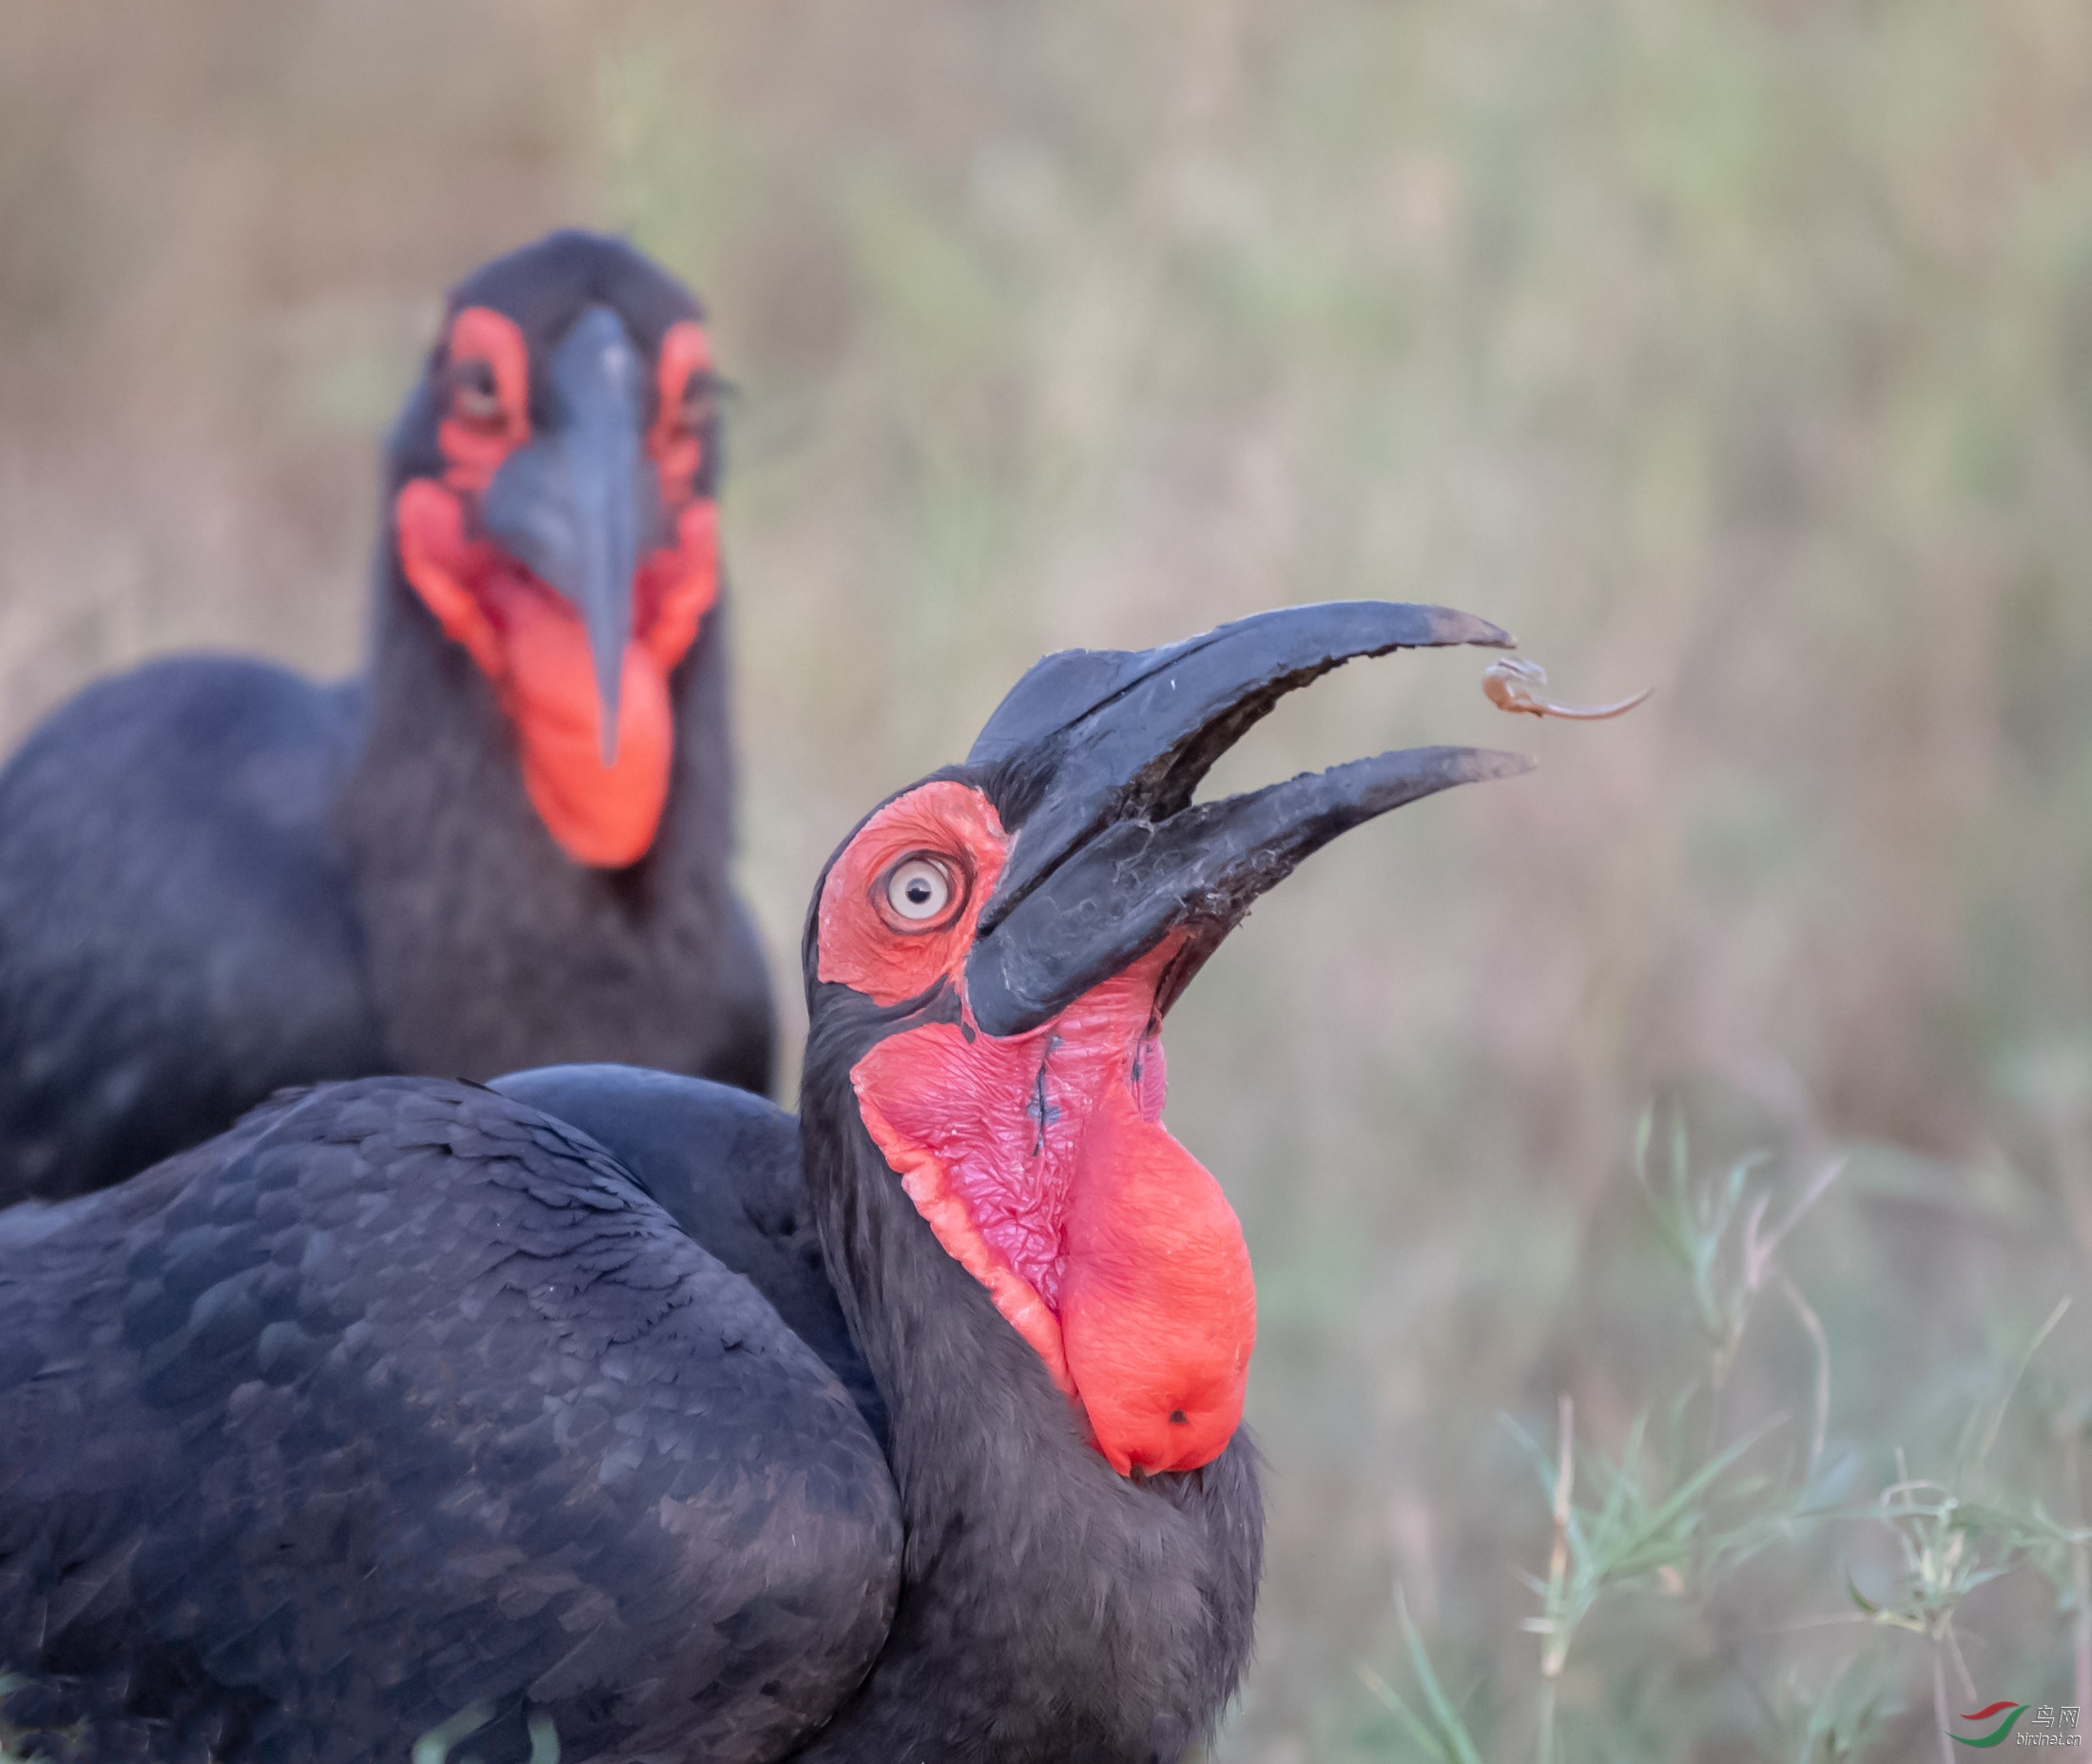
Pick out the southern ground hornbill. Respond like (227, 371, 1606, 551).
(0, 231, 773, 1203)
(0, 601, 1529, 1762)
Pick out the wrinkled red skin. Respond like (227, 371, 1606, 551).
(391, 307, 719, 868)
(819, 782, 1257, 1476)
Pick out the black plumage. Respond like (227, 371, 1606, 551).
(0, 1077, 898, 1762)
(489, 1063, 887, 1448)
(0, 232, 773, 1204)
(0, 602, 1528, 1761)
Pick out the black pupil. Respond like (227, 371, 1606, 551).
(906, 879, 932, 904)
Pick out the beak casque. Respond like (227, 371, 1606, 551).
(962, 600, 1533, 1037)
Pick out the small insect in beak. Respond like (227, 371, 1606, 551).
(1482, 656, 1653, 721)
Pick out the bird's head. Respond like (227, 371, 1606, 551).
(804, 602, 1533, 1477)
(387, 230, 723, 868)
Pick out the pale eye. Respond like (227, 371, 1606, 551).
(450, 359, 502, 426)
(680, 370, 718, 433)
(885, 857, 953, 923)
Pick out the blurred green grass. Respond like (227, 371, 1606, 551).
(3, 2, 2090, 1756)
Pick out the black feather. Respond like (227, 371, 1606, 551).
(0, 660, 379, 1196)
(488, 1064, 887, 1448)
(0, 1079, 900, 1763)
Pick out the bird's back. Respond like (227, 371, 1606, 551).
(0, 1076, 900, 1763)
(489, 1063, 886, 1445)
(0, 657, 382, 1201)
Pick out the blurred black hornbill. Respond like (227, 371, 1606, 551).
(0, 231, 773, 1203)
(0, 603, 1529, 1762)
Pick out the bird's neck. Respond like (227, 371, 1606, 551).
(334, 561, 755, 1081)
(792, 1022, 1262, 1764)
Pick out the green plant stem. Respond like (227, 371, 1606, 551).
(1969, 1299, 2069, 1479)
(1704, 1355, 1729, 1464)
(2070, 1427, 2091, 1726)
(1537, 1393, 1573, 1764)
(1780, 1273, 1830, 1478)
(1932, 1645, 1952, 1764)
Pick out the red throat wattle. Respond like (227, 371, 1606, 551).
(391, 306, 720, 868)
(819, 782, 1257, 1476)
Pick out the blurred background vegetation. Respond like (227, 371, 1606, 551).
(4, 2, 2091, 1757)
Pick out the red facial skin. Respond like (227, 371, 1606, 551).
(392, 308, 720, 869)
(818, 781, 1258, 1476)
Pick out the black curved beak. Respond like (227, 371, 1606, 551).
(479, 304, 664, 763)
(963, 601, 1533, 1037)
